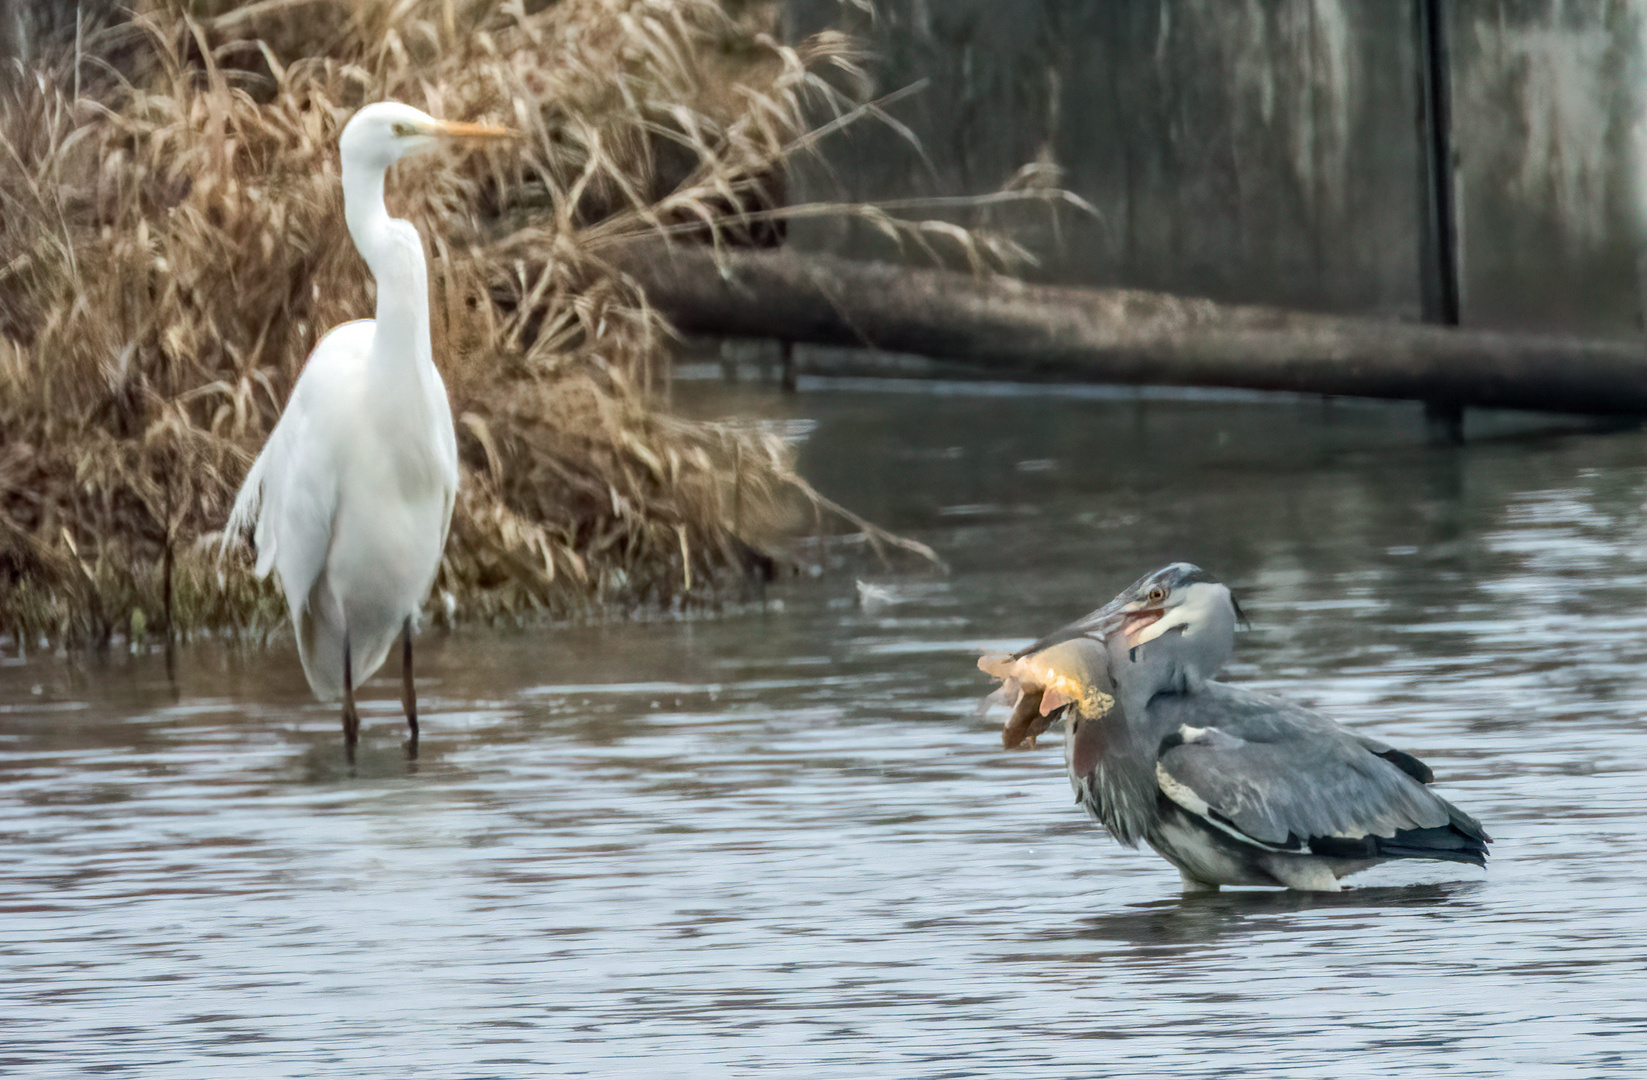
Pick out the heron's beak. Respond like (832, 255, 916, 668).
(1118, 607, 1162, 644)
(431, 119, 516, 141)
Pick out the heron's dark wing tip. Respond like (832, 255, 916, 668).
(1370, 824, 1489, 866)
(1373, 747, 1435, 785)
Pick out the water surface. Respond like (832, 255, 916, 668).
(6, 381, 1647, 1077)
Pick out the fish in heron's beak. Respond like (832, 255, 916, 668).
(980, 637, 1113, 750)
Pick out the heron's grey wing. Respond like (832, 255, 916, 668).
(1151, 683, 1482, 853)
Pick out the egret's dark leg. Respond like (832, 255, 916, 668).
(342, 632, 360, 761)
(401, 617, 419, 756)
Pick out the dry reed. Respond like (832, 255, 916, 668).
(0, 0, 1051, 648)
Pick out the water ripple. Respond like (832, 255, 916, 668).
(5, 389, 1647, 1076)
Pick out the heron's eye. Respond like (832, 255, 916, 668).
(391, 122, 415, 138)
(1147, 586, 1166, 603)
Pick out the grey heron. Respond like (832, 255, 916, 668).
(980, 563, 1489, 892)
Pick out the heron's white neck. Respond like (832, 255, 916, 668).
(1128, 584, 1235, 693)
(342, 156, 434, 380)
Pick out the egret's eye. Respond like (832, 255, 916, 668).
(391, 122, 415, 138)
(1147, 586, 1166, 603)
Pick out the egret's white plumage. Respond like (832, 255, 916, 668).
(223, 102, 508, 752)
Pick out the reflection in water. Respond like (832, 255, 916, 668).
(1058, 881, 1485, 948)
(5, 381, 1647, 1077)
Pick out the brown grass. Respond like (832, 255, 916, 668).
(0, 0, 1052, 648)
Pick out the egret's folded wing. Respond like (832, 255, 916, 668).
(243, 323, 368, 605)
(258, 408, 338, 613)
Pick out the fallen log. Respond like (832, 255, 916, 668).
(603, 239, 1647, 416)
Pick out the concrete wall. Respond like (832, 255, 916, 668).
(785, 0, 1647, 336)
(1449, 0, 1646, 333)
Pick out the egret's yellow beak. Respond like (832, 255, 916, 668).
(431, 119, 516, 140)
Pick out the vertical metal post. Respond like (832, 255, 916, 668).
(779, 339, 797, 392)
(1415, 0, 1463, 439)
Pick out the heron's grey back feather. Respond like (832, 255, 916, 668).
(1149, 682, 1482, 848)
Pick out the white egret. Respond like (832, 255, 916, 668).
(223, 101, 510, 757)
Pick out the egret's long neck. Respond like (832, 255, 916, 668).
(342, 156, 434, 378)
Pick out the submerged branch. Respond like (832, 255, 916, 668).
(608, 239, 1647, 417)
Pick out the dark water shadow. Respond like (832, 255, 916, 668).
(289, 728, 443, 783)
(1462, 415, 1645, 445)
(1025, 880, 1487, 956)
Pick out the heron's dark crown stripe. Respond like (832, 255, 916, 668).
(1014, 562, 1233, 659)
(1167, 566, 1219, 588)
